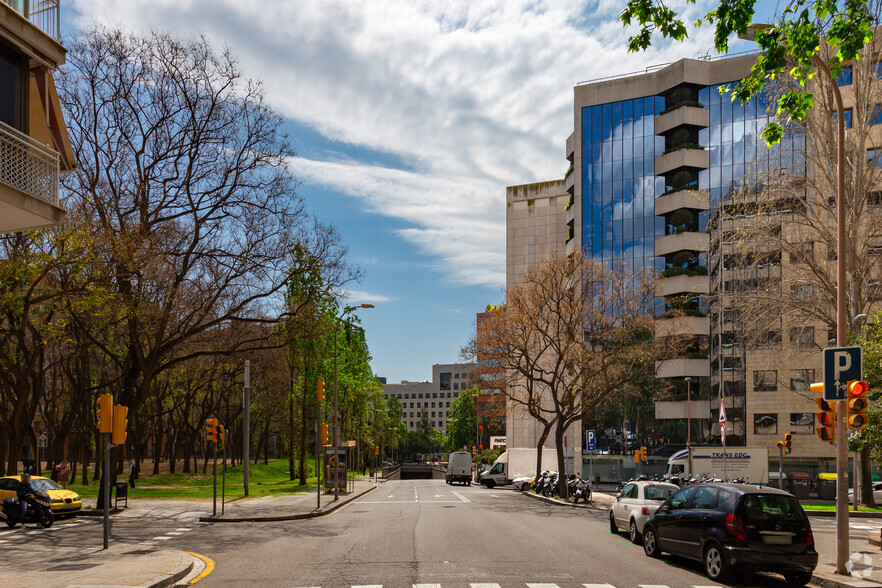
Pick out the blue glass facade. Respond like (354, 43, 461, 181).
(581, 97, 665, 272)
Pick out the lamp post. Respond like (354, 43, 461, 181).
(333, 303, 374, 501)
(685, 377, 692, 476)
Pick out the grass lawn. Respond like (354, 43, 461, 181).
(69, 459, 344, 501)
(801, 502, 882, 512)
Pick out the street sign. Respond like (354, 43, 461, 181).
(823, 346, 862, 401)
(585, 430, 596, 451)
(37, 434, 48, 448)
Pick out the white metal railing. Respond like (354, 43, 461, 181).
(0, 120, 60, 206)
(2, 0, 60, 42)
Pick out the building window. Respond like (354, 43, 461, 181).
(454, 391, 459, 397)
(431, 402, 435, 408)
(790, 413, 814, 434)
(757, 330, 781, 347)
(446, 402, 450, 407)
(754, 413, 778, 435)
(837, 65, 852, 86)
(790, 327, 815, 349)
(833, 108, 852, 129)
(790, 369, 813, 391)
(454, 383, 459, 390)
(455, 373, 459, 379)
(868, 149, 882, 169)
(418, 393, 423, 399)
(433, 392, 438, 398)
(440, 372, 452, 390)
(754, 370, 777, 391)
(431, 412, 435, 417)
(404, 394, 409, 399)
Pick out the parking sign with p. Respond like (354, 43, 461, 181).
(823, 346, 862, 401)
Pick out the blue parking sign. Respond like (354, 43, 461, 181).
(585, 430, 596, 451)
(823, 346, 862, 401)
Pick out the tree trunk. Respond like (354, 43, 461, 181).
(860, 448, 876, 507)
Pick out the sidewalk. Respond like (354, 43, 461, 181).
(525, 490, 882, 588)
(0, 476, 380, 587)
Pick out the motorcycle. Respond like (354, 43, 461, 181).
(571, 477, 592, 503)
(1, 488, 54, 528)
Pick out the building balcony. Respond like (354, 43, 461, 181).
(655, 105, 709, 135)
(655, 232, 709, 257)
(655, 189, 709, 216)
(565, 169, 574, 194)
(657, 273, 710, 297)
(655, 316, 710, 337)
(655, 358, 709, 379)
(0, 120, 65, 232)
(655, 148, 709, 176)
(566, 131, 574, 161)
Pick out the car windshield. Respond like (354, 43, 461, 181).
(644, 485, 676, 501)
(29, 478, 62, 491)
(740, 493, 804, 521)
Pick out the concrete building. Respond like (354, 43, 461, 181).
(0, 0, 74, 233)
(506, 180, 570, 290)
(383, 363, 475, 433)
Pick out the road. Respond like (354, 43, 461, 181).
(6, 480, 882, 587)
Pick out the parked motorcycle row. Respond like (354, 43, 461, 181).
(616, 473, 750, 492)
(524, 471, 592, 503)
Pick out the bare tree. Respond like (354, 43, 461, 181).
(482, 252, 685, 494)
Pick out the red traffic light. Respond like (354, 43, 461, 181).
(849, 380, 869, 396)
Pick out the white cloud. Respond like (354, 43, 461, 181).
(342, 290, 393, 305)
(69, 0, 718, 287)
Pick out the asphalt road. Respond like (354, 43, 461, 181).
(8, 480, 882, 587)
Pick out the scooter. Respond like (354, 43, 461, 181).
(571, 477, 592, 503)
(1, 488, 54, 528)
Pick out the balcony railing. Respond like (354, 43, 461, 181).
(0, 120, 60, 206)
(2, 0, 60, 42)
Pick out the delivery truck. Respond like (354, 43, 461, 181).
(445, 451, 473, 485)
(665, 446, 769, 485)
(478, 448, 559, 488)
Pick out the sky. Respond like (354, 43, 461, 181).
(62, 0, 769, 383)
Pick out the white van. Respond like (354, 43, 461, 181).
(446, 451, 473, 485)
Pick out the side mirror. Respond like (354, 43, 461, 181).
(658, 505, 669, 514)
(616, 493, 621, 500)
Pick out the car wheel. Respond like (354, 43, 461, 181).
(485, 480, 495, 489)
(703, 542, 730, 581)
(643, 526, 660, 558)
(629, 519, 642, 544)
(609, 512, 618, 534)
(783, 572, 812, 586)
(467, 481, 471, 486)
(40, 509, 54, 529)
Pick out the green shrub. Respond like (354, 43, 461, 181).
(671, 209, 694, 228)
(659, 100, 704, 115)
(671, 86, 693, 105)
(661, 266, 687, 278)
(671, 251, 695, 268)
(670, 171, 693, 190)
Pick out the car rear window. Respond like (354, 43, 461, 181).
(30, 479, 62, 491)
(644, 485, 675, 501)
(740, 493, 804, 522)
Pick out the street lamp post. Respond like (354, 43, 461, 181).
(333, 303, 374, 501)
(685, 377, 692, 476)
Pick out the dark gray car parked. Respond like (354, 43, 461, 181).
(641, 483, 817, 586)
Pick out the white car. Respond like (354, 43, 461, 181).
(609, 480, 679, 544)
(848, 481, 882, 503)
(512, 475, 534, 491)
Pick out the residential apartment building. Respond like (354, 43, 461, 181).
(383, 363, 475, 433)
(0, 0, 74, 233)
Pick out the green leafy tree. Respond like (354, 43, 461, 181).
(447, 388, 477, 451)
(620, 0, 875, 145)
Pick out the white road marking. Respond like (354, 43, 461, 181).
(527, 584, 562, 587)
(414, 584, 442, 588)
(639, 585, 672, 588)
(139, 541, 157, 545)
(352, 585, 383, 588)
(152, 536, 172, 540)
(451, 491, 470, 503)
(583, 585, 617, 588)
(165, 531, 182, 535)
(175, 527, 192, 531)
(470, 584, 502, 588)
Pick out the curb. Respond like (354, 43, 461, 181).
(197, 483, 378, 523)
(811, 571, 882, 588)
(521, 489, 612, 510)
(149, 556, 194, 588)
(805, 510, 882, 518)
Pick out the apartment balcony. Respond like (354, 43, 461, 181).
(2, 0, 59, 41)
(657, 273, 710, 297)
(655, 189, 709, 216)
(655, 232, 709, 257)
(655, 315, 710, 337)
(0, 120, 65, 231)
(655, 106, 709, 135)
(655, 358, 709, 379)
(566, 131, 574, 162)
(565, 169, 574, 194)
(655, 148, 709, 176)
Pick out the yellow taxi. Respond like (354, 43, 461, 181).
(0, 475, 82, 515)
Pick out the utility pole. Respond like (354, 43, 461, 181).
(243, 360, 250, 497)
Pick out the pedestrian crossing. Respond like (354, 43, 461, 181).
(138, 522, 206, 545)
(297, 582, 722, 588)
(0, 515, 96, 542)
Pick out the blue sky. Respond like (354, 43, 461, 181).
(63, 1, 772, 383)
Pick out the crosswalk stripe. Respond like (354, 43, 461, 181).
(583, 585, 617, 588)
(470, 584, 502, 588)
(526, 584, 561, 588)
(414, 584, 441, 588)
(639, 585, 671, 588)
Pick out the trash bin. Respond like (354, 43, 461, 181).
(769, 471, 788, 490)
(790, 472, 811, 499)
(818, 472, 836, 500)
(114, 481, 128, 508)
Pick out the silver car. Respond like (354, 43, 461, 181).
(609, 481, 679, 544)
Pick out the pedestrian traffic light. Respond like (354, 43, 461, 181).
(111, 405, 128, 445)
(216, 424, 225, 450)
(97, 393, 114, 434)
(317, 379, 325, 403)
(320, 422, 329, 445)
(812, 382, 835, 442)
(784, 433, 792, 455)
(847, 380, 869, 430)
(206, 418, 218, 443)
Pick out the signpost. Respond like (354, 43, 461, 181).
(823, 346, 862, 401)
(585, 430, 596, 451)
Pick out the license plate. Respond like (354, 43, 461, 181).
(761, 534, 793, 545)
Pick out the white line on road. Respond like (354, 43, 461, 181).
(527, 584, 562, 587)
(165, 532, 182, 535)
(583, 584, 617, 588)
(152, 536, 172, 540)
(175, 527, 192, 532)
(639, 585, 672, 588)
(451, 491, 470, 503)
(413, 584, 442, 587)
(469, 584, 502, 588)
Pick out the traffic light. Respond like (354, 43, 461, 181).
(784, 433, 792, 455)
(375, 445, 379, 456)
(216, 424, 225, 450)
(847, 380, 869, 430)
(317, 379, 325, 403)
(320, 422, 329, 445)
(634, 450, 640, 464)
(206, 418, 218, 443)
(641, 446, 647, 461)
(812, 382, 835, 442)
(97, 393, 114, 434)
(111, 405, 128, 445)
